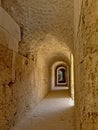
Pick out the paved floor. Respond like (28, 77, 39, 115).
(13, 90, 75, 130)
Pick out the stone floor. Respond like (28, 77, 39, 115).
(13, 90, 75, 130)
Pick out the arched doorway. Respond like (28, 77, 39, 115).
(51, 62, 69, 90)
(56, 66, 68, 87)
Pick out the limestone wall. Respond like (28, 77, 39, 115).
(0, 46, 36, 130)
(74, 0, 98, 130)
(0, 7, 39, 130)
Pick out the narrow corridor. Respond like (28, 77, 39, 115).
(13, 90, 75, 130)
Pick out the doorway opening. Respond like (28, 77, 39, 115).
(55, 66, 68, 87)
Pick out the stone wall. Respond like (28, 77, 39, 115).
(0, 7, 41, 130)
(0, 45, 36, 130)
(74, 0, 98, 130)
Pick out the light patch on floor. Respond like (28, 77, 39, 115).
(12, 90, 75, 130)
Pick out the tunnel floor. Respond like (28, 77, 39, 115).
(13, 90, 75, 130)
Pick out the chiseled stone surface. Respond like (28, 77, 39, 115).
(0, 44, 39, 130)
(12, 91, 75, 130)
(74, 0, 98, 130)
(0, 35, 56, 130)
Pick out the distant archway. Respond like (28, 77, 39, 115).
(55, 66, 68, 87)
(51, 62, 69, 90)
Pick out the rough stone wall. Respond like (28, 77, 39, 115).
(0, 41, 51, 130)
(0, 7, 40, 130)
(74, 0, 98, 130)
(0, 45, 36, 130)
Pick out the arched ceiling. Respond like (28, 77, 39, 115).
(47, 55, 70, 69)
(2, 0, 74, 55)
(35, 35, 71, 70)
